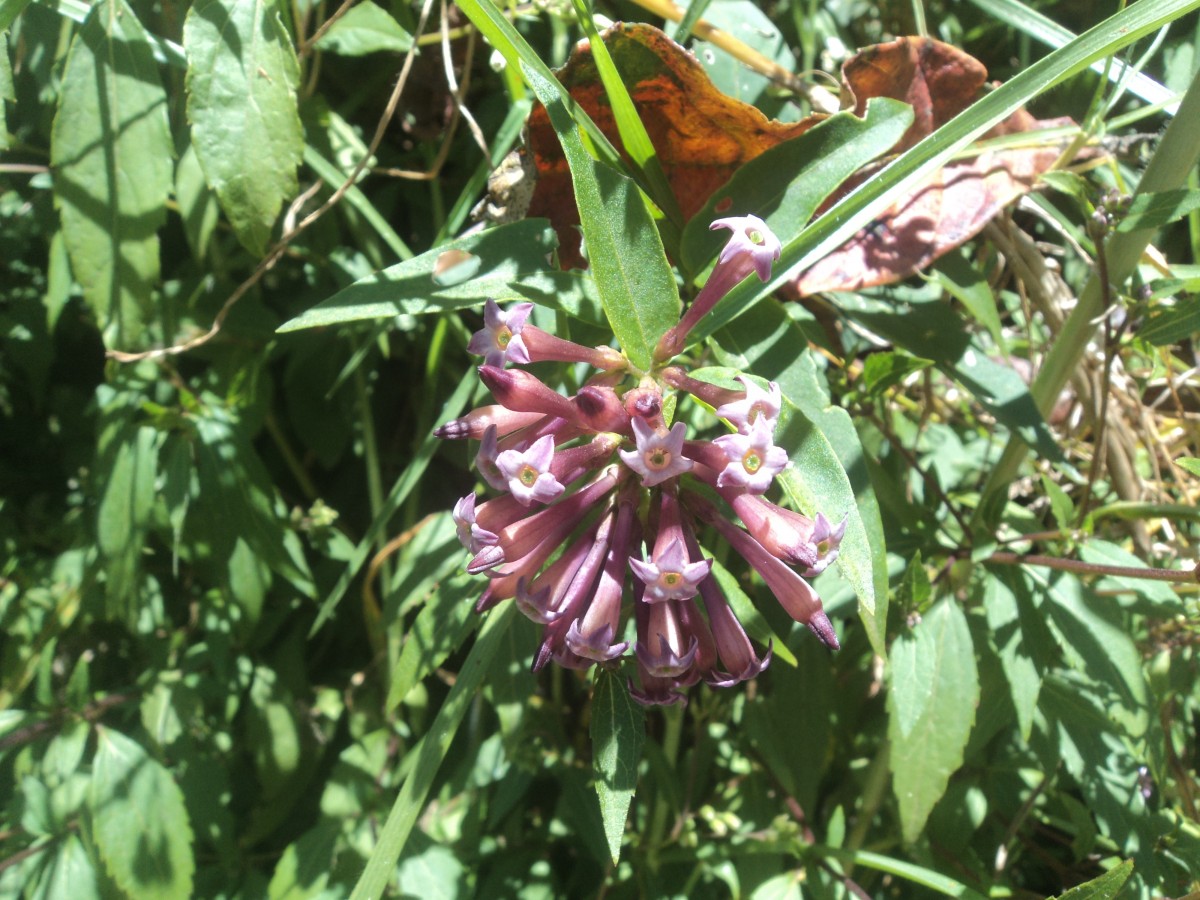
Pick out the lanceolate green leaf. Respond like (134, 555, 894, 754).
(184, 0, 303, 255)
(591, 668, 645, 864)
(690, 0, 1200, 346)
(278, 219, 561, 332)
(525, 66, 680, 372)
(888, 598, 979, 843)
(314, 0, 413, 56)
(89, 727, 195, 900)
(1051, 859, 1134, 900)
(51, 0, 172, 347)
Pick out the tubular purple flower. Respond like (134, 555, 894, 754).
(515, 528, 595, 624)
(724, 492, 819, 569)
(566, 494, 637, 663)
(703, 510, 840, 650)
(467, 468, 618, 575)
(496, 434, 565, 506)
(629, 493, 711, 604)
(434, 405, 547, 440)
(452, 494, 499, 554)
(714, 376, 782, 433)
(468, 299, 533, 367)
(655, 214, 782, 361)
(712, 416, 789, 493)
(519, 325, 626, 370)
(619, 418, 693, 487)
(660, 367, 741, 411)
(533, 507, 619, 671)
(635, 598, 700, 682)
(680, 526, 771, 685)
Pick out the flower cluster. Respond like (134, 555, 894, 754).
(436, 215, 846, 705)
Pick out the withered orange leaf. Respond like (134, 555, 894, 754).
(526, 23, 817, 269)
(794, 38, 1072, 296)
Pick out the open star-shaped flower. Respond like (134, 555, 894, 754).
(629, 537, 712, 603)
(496, 435, 565, 506)
(713, 415, 789, 493)
(467, 299, 533, 368)
(619, 418, 693, 487)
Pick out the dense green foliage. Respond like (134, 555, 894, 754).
(2, 0, 1200, 896)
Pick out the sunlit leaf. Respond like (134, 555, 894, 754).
(51, 0, 172, 347)
(888, 597, 978, 842)
(590, 667, 644, 864)
(184, 0, 303, 254)
(90, 727, 195, 900)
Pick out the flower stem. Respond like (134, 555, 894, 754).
(987, 551, 1197, 583)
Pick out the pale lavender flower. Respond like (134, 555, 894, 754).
(467, 299, 533, 367)
(804, 512, 847, 576)
(474, 425, 508, 491)
(629, 537, 712, 603)
(452, 494, 499, 554)
(495, 434, 565, 507)
(712, 415, 789, 493)
(619, 418, 693, 487)
(714, 376, 782, 433)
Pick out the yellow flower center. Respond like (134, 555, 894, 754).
(647, 448, 672, 470)
(748, 228, 764, 245)
(496, 326, 513, 350)
(519, 465, 539, 487)
(662, 572, 682, 587)
(742, 449, 762, 473)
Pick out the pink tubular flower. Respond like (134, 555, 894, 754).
(518, 326, 626, 370)
(712, 415, 789, 493)
(468, 299, 533, 368)
(703, 509, 840, 650)
(655, 215, 782, 361)
(434, 405, 547, 440)
(725, 492, 819, 569)
(495, 434, 565, 506)
(629, 537, 711, 603)
(619, 418, 693, 487)
(566, 496, 637, 663)
(806, 512, 847, 577)
(715, 376, 782, 433)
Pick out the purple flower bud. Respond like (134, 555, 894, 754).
(714, 376, 782, 433)
(661, 367, 741, 411)
(574, 384, 631, 433)
(467, 299, 533, 368)
(619, 418, 693, 487)
(725, 492, 819, 569)
(566, 496, 637, 663)
(712, 416, 789, 493)
(478, 365, 579, 422)
(433, 405, 546, 440)
(496, 434, 565, 507)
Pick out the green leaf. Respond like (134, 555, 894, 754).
(51, 0, 172, 347)
(1177, 457, 1200, 476)
(1115, 189, 1200, 232)
(861, 351, 935, 398)
(836, 292, 1062, 461)
(29, 834, 102, 900)
(1135, 293, 1200, 346)
(386, 573, 480, 711)
(175, 143, 220, 261)
(681, 97, 913, 276)
(691, 0, 1200, 347)
(933, 251, 1004, 345)
(711, 300, 889, 656)
(1077, 540, 1181, 612)
(0, 33, 12, 151)
(1050, 860, 1134, 900)
(184, 0, 303, 255)
(267, 820, 340, 899)
(983, 569, 1051, 740)
(888, 598, 979, 843)
(278, 219, 561, 332)
(314, 0, 413, 56)
(590, 667, 645, 864)
(348, 605, 516, 900)
(96, 423, 159, 618)
(1033, 569, 1149, 737)
(525, 65, 679, 371)
(89, 727, 195, 900)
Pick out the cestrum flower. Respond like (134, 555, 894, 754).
(435, 213, 848, 706)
